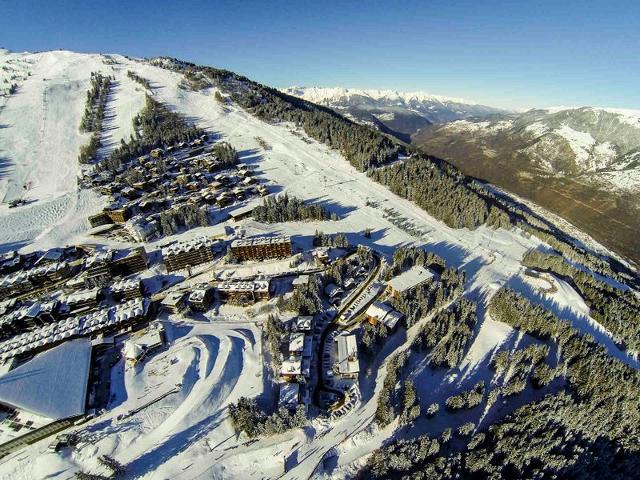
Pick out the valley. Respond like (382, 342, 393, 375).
(0, 50, 637, 480)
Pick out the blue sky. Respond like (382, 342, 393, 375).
(1, 0, 638, 109)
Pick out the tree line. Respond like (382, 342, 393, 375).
(312, 231, 349, 249)
(146, 56, 638, 294)
(362, 288, 640, 479)
(252, 193, 332, 223)
(96, 95, 204, 173)
(158, 203, 208, 236)
(523, 248, 640, 351)
(126, 70, 151, 90)
(228, 396, 306, 438)
(78, 72, 112, 164)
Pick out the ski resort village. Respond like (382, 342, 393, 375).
(0, 49, 639, 480)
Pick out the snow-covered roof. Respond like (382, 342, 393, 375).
(365, 301, 392, 320)
(111, 278, 141, 293)
(294, 316, 313, 331)
(228, 203, 256, 219)
(292, 275, 310, 287)
(288, 332, 305, 353)
(162, 237, 212, 257)
(387, 266, 435, 294)
(230, 235, 290, 248)
(161, 291, 187, 307)
(336, 335, 359, 375)
(188, 286, 210, 303)
(0, 338, 91, 421)
(217, 280, 269, 293)
(324, 283, 343, 298)
(340, 282, 384, 322)
(280, 357, 302, 376)
(383, 310, 403, 330)
(278, 382, 300, 409)
(123, 325, 164, 361)
(64, 287, 100, 305)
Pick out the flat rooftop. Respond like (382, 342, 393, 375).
(387, 265, 435, 294)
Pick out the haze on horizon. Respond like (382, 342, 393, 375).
(1, 0, 639, 110)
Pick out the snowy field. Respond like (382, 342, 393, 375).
(0, 51, 636, 479)
(0, 50, 145, 253)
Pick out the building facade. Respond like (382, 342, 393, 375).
(230, 236, 292, 261)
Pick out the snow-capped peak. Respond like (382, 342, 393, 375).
(283, 86, 476, 106)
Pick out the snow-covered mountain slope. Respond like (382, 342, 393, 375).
(0, 49, 638, 480)
(0, 50, 146, 251)
(413, 107, 640, 265)
(282, 86, 506, 141)
(415, 107, 640, 191)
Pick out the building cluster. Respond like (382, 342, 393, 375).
(0, 248, 89, 301)
(278, 315, 315, 410)
(0, 246, 150, 343)
(77, 247, 148, 290)
(84, 139, 264, 242)
(0, 298, 150, 361)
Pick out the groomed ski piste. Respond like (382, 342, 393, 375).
(0, 50, 637, 479)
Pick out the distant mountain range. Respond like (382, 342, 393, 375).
(413, 107, 640, 262)
(282, 86, 506, 142)
(283, 86, 640, 261)
(415, 107, 640, 191)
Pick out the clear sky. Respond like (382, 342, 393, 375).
(1, 0, 638, 110)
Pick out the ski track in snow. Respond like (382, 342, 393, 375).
(0, 50, 145, 253)
(0, 51, 637, 479)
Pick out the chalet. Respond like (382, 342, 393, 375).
(313, 248, 330, 265)
(280, 357, 302, 382)
(216, 193, 233, 207)
(231, 187, 245, 200)
(150, 148, 164, 159)
(292, 275, 310, 290)
(386, 266, 435, 299)
(288, 332, 305, 356)
(324, 283, 344, 300)
(293, 316, 313, 332)
(365, 302, 404, 331)
(335, 334, 359, 379)
(123, 323, 165, 363)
